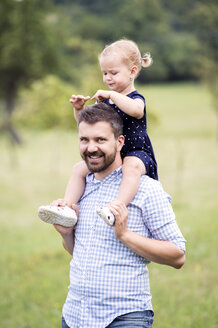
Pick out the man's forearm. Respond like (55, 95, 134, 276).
(119, 230, 185, 269)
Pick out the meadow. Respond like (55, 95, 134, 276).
(0, 83, 217, 327)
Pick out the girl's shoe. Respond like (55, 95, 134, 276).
(38, 205, 77, 227)
(96, 206, 115, 226)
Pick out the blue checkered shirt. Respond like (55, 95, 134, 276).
(62, 167, 186, 328)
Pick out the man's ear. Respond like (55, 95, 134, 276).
(117, 135, 125, 151)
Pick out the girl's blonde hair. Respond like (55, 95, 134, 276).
(99, 39, 153, 73)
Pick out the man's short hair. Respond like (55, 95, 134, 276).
(78, 103, 123, 138)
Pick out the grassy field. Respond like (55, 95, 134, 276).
(0, 83, 217, 327)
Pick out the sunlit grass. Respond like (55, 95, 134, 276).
(0, 82, 217, 327)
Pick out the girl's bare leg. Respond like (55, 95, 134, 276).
(117, 156, 146, 205)
(64, 160, 89, 206)
(38, 161, 89, 226)
(97, 157, 146, 226)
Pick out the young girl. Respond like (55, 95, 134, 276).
(38, 39, 158, 227)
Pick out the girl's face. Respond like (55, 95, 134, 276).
(99, 55, 136, 95)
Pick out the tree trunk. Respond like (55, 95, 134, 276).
(4, 81, 22, 144)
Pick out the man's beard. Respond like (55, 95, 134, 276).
(82, 149, 117, 173)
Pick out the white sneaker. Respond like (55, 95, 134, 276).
(96, 206, 115, 226)
(38, 205, 77, 227)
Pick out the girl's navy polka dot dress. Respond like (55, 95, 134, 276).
(104, 90, 158, 180)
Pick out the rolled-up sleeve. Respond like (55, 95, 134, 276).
(143, 181, 186, 252)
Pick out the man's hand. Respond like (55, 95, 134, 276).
(51, 198, 68, 207)
(50, 199, 79, 217)
(52, 202, 79, 255)
(108, 201, 129, 240)
(91, 90, 112, 103)
(109, 201, 185, 269)
(69, 95, 90, 110)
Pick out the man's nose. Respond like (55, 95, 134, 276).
(87, 142, 98, 152)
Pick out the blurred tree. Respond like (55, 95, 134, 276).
(14, 71, 104, 130)
(0, 0, 59, 143)
(115, 0, 168, 42)
(50, 0, 205, 83)
(187, 0, 218, 138)
(14, 75, 77, 130)
(1, 0, 216, 135)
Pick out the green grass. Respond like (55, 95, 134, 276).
(0, 82, 218, 327)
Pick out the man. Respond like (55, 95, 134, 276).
(53, 103, 186, 328)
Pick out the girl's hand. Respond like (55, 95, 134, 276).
(108, 200, 129, 240)
(91, 90, 111, 102)
(69, 95, 90, 110)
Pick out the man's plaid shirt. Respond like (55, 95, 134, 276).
(63, 167, 186, 328)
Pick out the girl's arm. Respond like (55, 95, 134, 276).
(92, 90, 144, 119)
(70, 95, 90, 122)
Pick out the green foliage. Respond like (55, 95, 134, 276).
(162, 33, 202, 81)
(0, 83, 217, 327)
(1, 0, 218, 135)
(115, 0, 168, 41)
(13, 74, 158, 131)
(188, 2, 218, 96)
(50, 0, 217, 83)
(62, 37, 103, 84)
(1, 0, 218, 90)
(0, 0, 59, 94)
(13, 72, 104, 130)
(14, 75, 76, 129)
(0, 0, 61, 142)
(187, 1, 218, 57)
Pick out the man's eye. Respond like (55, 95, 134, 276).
(98, 138, 105, 142)
(112, 72, 117, 75)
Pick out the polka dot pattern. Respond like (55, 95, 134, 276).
(104, 90, 158, 180)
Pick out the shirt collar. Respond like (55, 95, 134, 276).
(86, 166, 122, 184)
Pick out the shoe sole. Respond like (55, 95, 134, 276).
(38, 206, 77, 227)
(96, 207, 115, 226)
